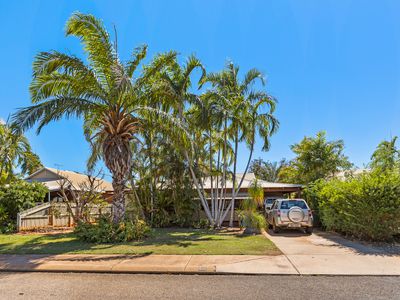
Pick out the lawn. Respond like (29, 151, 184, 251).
(0, 228, 280, 255)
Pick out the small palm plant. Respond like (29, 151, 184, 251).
(239, 179, 266, 234)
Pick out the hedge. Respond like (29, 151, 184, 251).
(304, 171, 400, 241)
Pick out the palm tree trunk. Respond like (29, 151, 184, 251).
(209, 128, 215, 219)
(215, 148, 220, 224)
(147, 133, 155, 225)
(103, 137, 132, 224)
(220, 116, 227, 228)
(183, 150, 214, 224)
(229, 130, 238, 227)
(112, 175, 126, 223)
(233, 138, 255, 199)
(129, 176, 145, 220)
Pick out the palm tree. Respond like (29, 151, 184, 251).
(0, 122, 42, 183)
(370, 136, 399, 171)
(12, 13, 175, 223)
(249, 158, 288, 182)
(204, 62, 279, 227)
(154, 56, 217, 221)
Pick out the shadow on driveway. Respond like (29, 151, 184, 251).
(267, 228, 400, 257)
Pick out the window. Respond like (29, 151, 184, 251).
(280, 200, 307, 209)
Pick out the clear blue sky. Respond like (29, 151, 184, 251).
(1, 0, 400, 176)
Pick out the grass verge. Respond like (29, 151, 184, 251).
(0, 228, 280, 255)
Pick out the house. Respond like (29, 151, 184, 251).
(25, 167, 114, 202)
(201, 173, 303, 222)
(202, 173, 302, 200)
(16, 167, 113, 231)
(335, 168, 369, 180)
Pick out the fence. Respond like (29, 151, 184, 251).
(17, 202, 112, 231)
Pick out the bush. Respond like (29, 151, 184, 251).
(74, 215, 150, 243)
(239, 211, 266, 233)
(0, 180, 48, 233)
(238, 198, 266, 234)
(305, 171, 400, 241)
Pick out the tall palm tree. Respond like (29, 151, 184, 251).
(0, 122, 42, 183)
(154, 56, 216, 221)
(12, 13, 175, 223)
(205, 62, 279, 227)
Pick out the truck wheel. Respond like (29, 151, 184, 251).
(305, 227, 313, 234)
(272, 221, 280, 233)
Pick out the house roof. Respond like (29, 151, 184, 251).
(25, 167, 114, 192)
(335, 168, 369, 180)
(202, 173, 302, 190)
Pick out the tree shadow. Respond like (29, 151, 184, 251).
(0, 228, 234, 255)
(134, 228, 225, 247)
(0, 233, 112, 255)
(315, 230, 400, 257)
(267, 228, 400, 257)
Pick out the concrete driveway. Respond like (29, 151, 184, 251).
(263, 229, 400, 275)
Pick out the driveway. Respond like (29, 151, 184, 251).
(264, 229, 400, 275)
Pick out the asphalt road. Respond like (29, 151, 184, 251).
(0, 272, 399, 300)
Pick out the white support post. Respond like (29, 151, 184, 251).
(16, 213, 21, 232)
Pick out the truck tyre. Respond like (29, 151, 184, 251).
(272, 220, 280, 233)
(305, 227, 313, 234)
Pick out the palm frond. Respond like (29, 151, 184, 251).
(125, 44, 148, 78)
(241, 68, 265, 93)
(12, 97, 101, 134)
(65, 12, 116, 89)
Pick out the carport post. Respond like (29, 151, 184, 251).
(16, 213, 21, 231)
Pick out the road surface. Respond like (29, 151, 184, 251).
(0, 272, 398, 299)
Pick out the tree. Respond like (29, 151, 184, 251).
(0, 180, 48, 231)
(0, 122, 42, 183)
(279, 131, 352, 184)
(204, 62, 279, 227)
(238, 179, 266, 234)
(370, 136, 399, 172)
(12, 13, 176, 223)
(249, 158, 288, 182)
(57, 171, 108, 223)
(174, 62, 278, 228)
(247, 179, 264, 207)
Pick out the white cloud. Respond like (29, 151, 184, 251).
(0, 118, 5, 125)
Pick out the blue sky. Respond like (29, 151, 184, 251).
(1, 0, 400, 176)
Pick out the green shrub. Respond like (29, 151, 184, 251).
(239, 211, 266, 233)
(0, 180, 48, 233)
(74, 215, 150, 243)
(238, 198, 266, 233)
(306, 171, 400, 241)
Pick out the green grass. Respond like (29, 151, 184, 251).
(0, 228, 280, 255)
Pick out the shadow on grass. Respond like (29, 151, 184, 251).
(0, 228, 234, 256)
